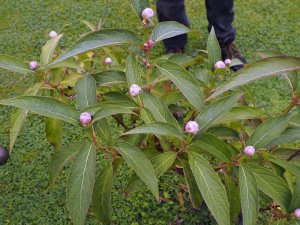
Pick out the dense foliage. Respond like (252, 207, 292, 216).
(0, 1, 300, 225)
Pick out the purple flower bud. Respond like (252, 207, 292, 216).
(129, 84, 142, 97)
(214, 61, 226, 69)
(295, 208, 300, 218)
(29, 61, 39, 70)
(244, 146, 255, 156)
(185, 121, 199, 134)
(105, 57, 112, 65)
(148, 40, 154, 48)
(49, 31, 58, 38)
(224, 59, 232, 65)
(79, 112, 92, 125)
(141, 8, 154, 20)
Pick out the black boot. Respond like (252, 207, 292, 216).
(221, 42, 247, 71)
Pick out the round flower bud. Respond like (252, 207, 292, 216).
(105, 57, 112, 65)
(214, 61, 226, 69)
(79, 112, 92, 125)
(49, 31, 58, 38)
(141, 8, 154, 20)
(129, 84, 142, 97)
(244, 146, 256, 156)
(0, 146, 9, 166)
(185, 121, 199, 134)
(295, 208, 300, 218)
(29, 61, 39, 70)
(224, 59, 232, 65)
(148, 40, 154, 48)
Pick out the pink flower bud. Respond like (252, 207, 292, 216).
(214, 61, 226, 69)
(49, 31, 58, 38)
(105, 57, 112, 65)
(141, 8, 154, 20)
(148, 40, 154, 48)
(185, 121, 199, 134)
(29, 61, 39, 70)
(79, 112, 92, 125)
(129, 84, 142, 97)
(244, 146, 255, 156)
(224, 59, 232, 65)
(295, 208, 300, 218)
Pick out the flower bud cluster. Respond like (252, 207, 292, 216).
(185, 121, 199, 135)
(80, 112, 92, 125)
(214, 58, 231, 69)
(141, 8, 154, 20)
(143, 40, 154, 52)
(129, 84, 142, 97)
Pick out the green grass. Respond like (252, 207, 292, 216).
(0, 0, 299, 224)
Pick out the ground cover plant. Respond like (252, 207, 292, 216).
(0, 0, 300, 224)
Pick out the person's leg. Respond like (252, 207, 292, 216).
(205, 0, 246, 70)
(156, 0, 190, 52)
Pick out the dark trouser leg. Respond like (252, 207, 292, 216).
(156, 0, 190, 51)
(205, 0, 236, 47)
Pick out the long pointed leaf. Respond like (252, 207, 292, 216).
(75, 75, 97, 110)
(41, 34, 63, 66)
(115, 142, 159, 200)
(188, 151, 230, 225)
(207, 56, 300, 101)
(66, 143, 97, 225)
(49, 29, 141, 66)
(207, 27, 221, 70)
(151, 152, 177, 177)
(289, 176, 300, 211)
(0, 54, 33, 74)
(0, 96, 80, 126)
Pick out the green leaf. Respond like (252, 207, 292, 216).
(0, 96, 80, 126)
(213, 106, 266, 124)
(49, 142, 85, 187)
(162, 91, 185, 105)
(207, 56, 300, 101)
(126, 53, 142, 85)
(123, 122, 184, 140)
(125, 173, 144, 196)
(91, 105, 136, 123)
(225, 176, 240, 224)
(193, 92, 242, 139)
(181, 159, 203, 208)
(40, 34, 63, 66)
(269, 158, 300, 176)
(47, 60, 84, 72)
(207, 126, 240, 140)
(289, 176, 300, 211)
(142, 92, 179, 128)
(246, 115, 289, 149)
(267, 126, 300, 147)
(140, 108, 155, 124)
(151, 152, 177, 177)
(130, 0, 149, 19)
(151, 21, 191, 43)
(102, 91, 137, 107)
(45, 118, 62, 151)
(66, 143, 97, 225)
(157, 60, 204, 111)
(189, 133, 233, 161)
(188, 151, 230, 225)
(93, 118, 111, 146)
(248, 163, 292, 212)
(239, 165, 259, 225)
(207, 27, 222, 70)
(92, 70, 126, 86)
(9, 84, 40, 152)
(75, 75, 97, 110)
(92, 163, 113, 223)
(0, 54, 33, 74)
(49, 29, 141, 66)
(115, 142, 159, 200)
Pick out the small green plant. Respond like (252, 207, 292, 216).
(0, 1, 300, 224)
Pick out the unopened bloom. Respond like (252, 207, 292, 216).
(185, 121, 199, 134)
(143, 40, 154, 52)
(295, 208, 300, 218)
(129, 84, 142, 97)
(105, 57, 112, 65)
(29, 61, 39, 70)
(79, 112, 92, 125)
(244, 146, 255, 156)
(224, 59, 232, 65)
(214, 61, 226, 69)
(141, 8, 154, 20)
(49, 31, 58, 38)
